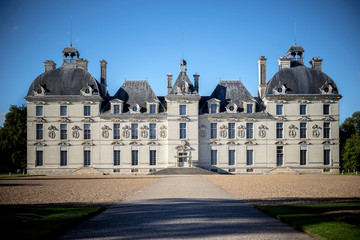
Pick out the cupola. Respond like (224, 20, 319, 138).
(62, 45, 80, 64)
(180, 59, 187, 71)
(287, 43, 304, 67)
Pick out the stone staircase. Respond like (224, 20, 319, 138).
(149, 167, 218, 175)
(267, 167, 299, 175)
(72, 167, 104, 175)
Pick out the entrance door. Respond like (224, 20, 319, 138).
(178, 152, 188, 167)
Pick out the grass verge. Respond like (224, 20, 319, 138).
(1, 205, 105, 239)
(0, 174, 44, 178)
(255, 203, 360, 240)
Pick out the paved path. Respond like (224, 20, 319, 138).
(57, 175, 313, 239)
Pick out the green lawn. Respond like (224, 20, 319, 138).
(0, 174, 45, 178)
(1, 205, 105, 239)
(255, 203, 360, 240)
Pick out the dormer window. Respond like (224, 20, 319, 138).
(110, 99, 123, 114)
(149, 104, 156, 114)
(246, 104, 253, 113)
(207, 98, 220, 114)
(34, 86, 46, 96)
(225, 102, 237, 113)
(273, 82, 286, 95)
(320, 82, 333, 95)
(129, 103, 141, 113)
(81, 85, 93, 96)
(146, 100, 159, 114)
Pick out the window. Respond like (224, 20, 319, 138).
(300, 123, 307, 138)
(149, 123, 156, 140)
(114, 150, 120, 166)
(150, 150, 156, 166)
(300, 105, 306, 115)
(247, 104, 253, 113)
(84, 124, 91, 139)
(276, 105, 283, 115)
(60, 124, 67, 140)
(210, 123, 217, 139)
(36, 148, 43, 166)
(210, 104, 217, 113)
(276, 123, 283, 139)
(60, 106, 67, 116)
(323, 104, 330, 115)
(113, 105, 120, 114)
(149, 104, 156, 114)
(113, 124, 120, 139)
(324, 122, 330, 138)
(36, 124, 43, 140)
(300, 146, 307, 165)
(211, 150, 217, 165)
(324, 147, 330, 165)
(60, 149, 67, 166)
(276, 146, 283, 166)
(180, 123, 186, 139)
(131, 123, 138, 139)
(228, 149, 235, 165)
(246, 149, 253, 165)
(84, 149, 91, 167)
(179, 105, 186, 115)
(36, 106, 43, 116)
(131, 150, 138, 165)
(246, 123, 253, 139)
(228, 123, 235, 139)
(84, 106, 90, 116)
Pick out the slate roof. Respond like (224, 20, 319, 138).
(287, 44, 304, 56)
(266, 65, 339, 95)
(114, 81, 164, 113)
(201, 81, 256, 113)
(27, 64, 101, 97)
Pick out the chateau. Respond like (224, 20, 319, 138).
(26, 43, 341, 175)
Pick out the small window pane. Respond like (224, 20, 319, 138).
(300, 105, 306, 115)
(84, 106, 91, 116)
(131, 150, 139, 165)
(114, 105, 120, 114)
(60, 106, 67, 116)
(228, 123, 235, 139)
(246, 123, 253, 139)
(300, 149, 306, 165)
(324, 122, 330, 139)
(36, 150, 43, 166)
(131, 123, 138, 139)
(84, 150, 91, 166)
(60, 150, 67, 166)
(114, 150, 120, 165)
(211, 150, 217, 165)
(36, 124, 43, 140)
(276, 123, 283, 139)
(323, 104, 330, 115)
(300, 123, 307, 138)
(276, 146, 283, 166)
(246, 150, 253, 165)
(228, 150, 235, 165)
(210, 123, 217, 139)
(247, 104, 253, 113)
(60, 124, 67, 140)
(149, 104, 156, 114)
(324, 149, 330, 165)
(276, 105, 283, 115)
(210, 104, 217, 113)
(150, 150, 156, 166)
(84, 124, 91, 139)
(36, 106, 43, 116)
(149, 123, 156, 139)
(114, 124, 120, 139)
(179, 105, 186, 115)
(180, 123, 186, 139)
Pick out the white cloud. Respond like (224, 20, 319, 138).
(11, 26, 20, 31)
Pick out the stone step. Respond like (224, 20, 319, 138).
(72, 167, 104, 175)
(267, 167, 299, 175)
(149, 167, 218, 175)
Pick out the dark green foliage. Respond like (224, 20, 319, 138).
(340, 111, 360, 171)
(0, 105, 27, 173)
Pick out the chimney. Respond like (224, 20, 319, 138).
(257, 56, 267, 99)
(167, 73, 173, 94)
(75, 58, 88, 71)
(100, 60, 107, 97)
(310, 57, 323, 71)
(193, 73, 200, 93)
(278, 56, 291, 70)
(44, 60, 56, 72)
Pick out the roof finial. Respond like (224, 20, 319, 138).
(70, 16, 72, 46)
(294, 16, 297, 45)
(182, 31, 184, 60)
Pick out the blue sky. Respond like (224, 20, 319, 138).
(0, 0, 359, 125)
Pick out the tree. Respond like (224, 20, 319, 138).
(340, 111, 360, 171)
(0, 105, 27, 173)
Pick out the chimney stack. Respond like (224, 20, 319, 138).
(44, 60, 56, 72)
(100, 60, 107, 97)
(278, 56, 291, 70)
(310, 57, 323, 71)
(193, 73, 200, 93)
(167, 73, 173, 94)
(75, 58, 88, 71)
(257, 56, 267, 99)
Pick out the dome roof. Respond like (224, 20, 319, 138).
(266, 66, 339, 95)
(27, 65, 101, 97)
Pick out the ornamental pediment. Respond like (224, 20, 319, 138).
(58, 117, 71, 123)
(82, 117, 94, 122)
(111, 140, 125, 145)
(227, 141, 239, 145)
(175, 141, 193, 151)
(58, 141, 71, 146)
(208, 140, 220, 145)
(275, 141, 287, 145)
(276, 116, 287, 121)
(322, 116, 335, 121)
(245, 141, 257, 145)
(147, 141, 160, 145)
(298, 140, 311, 145)
(129, 141, 141, 145)
(322, 140, 335, 145)
(34, 141, 46, 146)
(178, 117, 191, 121)
(34, 117, 46, 122)
(298, 116, 311, 121)
(82, 141, 95, 146)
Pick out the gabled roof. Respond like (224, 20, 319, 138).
(114, 81, 162, 112)
(201, 81, 256, 113)
(169, 70, 195, 94)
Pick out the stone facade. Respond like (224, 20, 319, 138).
(26, 43, 341, 175)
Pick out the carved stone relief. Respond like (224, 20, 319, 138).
(199, 125, 207, 138)
(312, 124, 321, 138)
(238, 125, 246, 138)
(101, 125, 111, 139)
(72, 125, 81, 139)
(140, 125, 149, 138)
(288, 124, 297, 138)
(122, 125, 131, 138)
(220, 125, 228, 138)
(48, 125, 58, 139)
(160, 125, 167, 138)
(258, 124, 268, 138)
